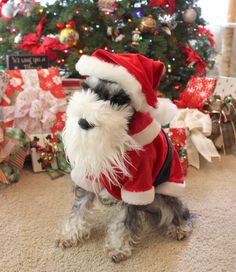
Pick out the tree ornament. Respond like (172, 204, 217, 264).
(132, 28, 141, 46)
(14, 0, 38, 17)
(148, 0, 176, 15)
(140, 15, 157, 34)
(159, 14, 177, 35)
(97, 0, 118, 12)
(182, 7, 197, 24)
(107, 26, 125, 42)
(59, 23, 79, 47)
(0, 0, 14, 21)
(14, 33, 22, 44)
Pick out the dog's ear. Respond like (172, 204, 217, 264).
(110, 89, 131, 107)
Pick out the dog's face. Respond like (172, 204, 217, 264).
(63, 77, 139, 185)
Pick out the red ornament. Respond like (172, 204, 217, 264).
(148, 0, 176, 15)
(198, 26, 215, 46)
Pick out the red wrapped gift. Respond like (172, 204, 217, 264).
(0, 67, 66, 134)
(168, 127, 188, 176)
(62, 78, 81, 102)
(174, 77, 216, 111)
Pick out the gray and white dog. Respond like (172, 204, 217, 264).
(56, 51, 193, 263)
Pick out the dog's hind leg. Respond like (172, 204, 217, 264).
(146, 194, 193, 241)
(56, 186, 95, 248)
(105, 204, 142, 263)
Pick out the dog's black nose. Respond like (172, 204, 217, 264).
(78, 118, 95, 130)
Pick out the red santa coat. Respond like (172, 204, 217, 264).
(72, 111, 185, 206)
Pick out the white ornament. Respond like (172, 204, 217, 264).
(182, 7, 197, 24)
(1, 1, 15, 21)
(14, 33, 22, 44)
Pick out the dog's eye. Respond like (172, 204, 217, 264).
(110, 90, 131, 106)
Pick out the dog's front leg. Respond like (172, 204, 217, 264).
(105, 204, 142, 263)
(56, 186, 95, 249)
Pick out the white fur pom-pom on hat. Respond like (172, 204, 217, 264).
(76, 49, 165, 114)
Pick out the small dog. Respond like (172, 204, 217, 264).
(56, 50, 193, 263)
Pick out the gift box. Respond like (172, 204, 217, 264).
(168, 128, 188, 176)
(0, 67, 67, 134)
(0, 121, 30, 187)
(214, 76, 236, 97)
(174, 77, 216, 111)
(0, 71, 9, 120)
(170, 109, 220, 169)
(62, 78, 81, 102)
(29, 132, 71, 176)
(30, 134, 58, 172)
(203, 94, 236, 154)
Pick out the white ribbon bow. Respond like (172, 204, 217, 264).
(170, 109, 220, 169)
(2, 87, 66, 135)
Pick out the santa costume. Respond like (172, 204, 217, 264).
(74, 49, 185, 206)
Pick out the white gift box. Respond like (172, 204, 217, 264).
(214, 76, 236, 97)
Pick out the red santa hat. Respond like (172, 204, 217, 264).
(75, 49, 165, 113)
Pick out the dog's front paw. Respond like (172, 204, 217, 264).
(166, 221, 193, 241)
(111, 252, 127, 263)
(55, 236, 80, 249)
(55, 228, 90, 249)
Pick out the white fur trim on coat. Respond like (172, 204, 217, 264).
(76, 55, 154, 113)
(121, 186, 155, 205)
(131, 120, 161, 146)
(155, 180, 186, 197)
(71, 168, 103, 193)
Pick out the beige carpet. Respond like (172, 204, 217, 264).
(0, 155, 236, 272)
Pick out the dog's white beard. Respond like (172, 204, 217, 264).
(63, 90, 140, 190)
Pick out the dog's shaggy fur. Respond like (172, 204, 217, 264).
(56, 78, 193, 263)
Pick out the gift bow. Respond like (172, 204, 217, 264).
(148, 0, 176, 15)
(179, 45, 206, 77)
(15, 16, 68, 60)
(2, 87, 67, 135)
(170, 109, 220, 169)
(204, 95, 236, 154)
(198, 26, 215, 46)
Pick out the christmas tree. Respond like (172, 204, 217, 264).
(0, 0, 215, 98)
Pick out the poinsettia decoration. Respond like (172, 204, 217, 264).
(15, 16, 68, 60)
(179, 44, 206, 77)
(148, 0, 176, 15)
(198, 26, 215, 46)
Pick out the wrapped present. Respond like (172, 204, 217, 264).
(0, 71, 9, 120)
(62, 78, 81, 102)
(0, 67, 67, 134)
(30, 134, 58, 172)
(0, 121, 30, 187)
(50, 112, 66, 134)
(214, 76, 236, 97)
(203, 94, 236, 154)
(168, 128, 188, 176)
(54, 132, 71, 173)
(170, 109, 220, 169)
(174, 77, 216, 111)
(29, 132, 71, 177)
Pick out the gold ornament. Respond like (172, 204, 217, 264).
(140, 15, 157, 34)
(59, 26, 79, 47)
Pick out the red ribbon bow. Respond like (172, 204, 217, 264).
(148, 0, 176, 15)
(179, 45, 206, 77)
(198, 26, 215, 46)
(15, 16, 68, 60)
